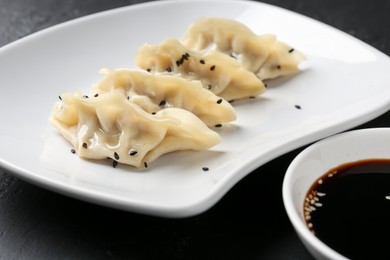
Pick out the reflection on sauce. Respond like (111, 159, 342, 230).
(304, 159, 390, 259)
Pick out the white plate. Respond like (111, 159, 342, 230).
(1, 0, 390, 218)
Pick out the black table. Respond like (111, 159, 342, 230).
(1, 0, 389, 259)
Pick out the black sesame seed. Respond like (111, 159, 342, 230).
(200, 59, 205, 64)
(82, 143, 88, 149)
(216, 98, 223, 104)
(264, 83, 268, 88)
(166, 67, 172, 72)
(215, 124, 222, 128)
(210, 65, 216, 71)
(83, 95, 89, 98)
(288, 48, 295, 53)
(180, 57, 185, 64)
(129, 149, 138, 156)
(182, 54, 188, 60)
(207, 84, 212, 90)
(228, 100, 235, 103)
(146, 68, 151, 72)
(59, 95, 62, 100)
(114, 152, 120, 160)
(202, 167, 209, 172)
(144, 162, 148, 168)
(113, 160, 118, 168)
(159, 100, 166, 106)
(176, 60, 180, 66)
(127, 96, 130, 100)
(185, 52, 190, 58)
(151, 112, 156, 115)
(276, 65, 281, 70)
(70, 148, 76, 154)
(229, 53, 236, 59)
(249, 96, 256, 99)
(94, 93, 99, 97)
(295, 104, 302, 109)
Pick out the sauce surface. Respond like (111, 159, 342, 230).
(304, 159, 390, 259)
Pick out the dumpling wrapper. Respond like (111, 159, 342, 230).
(181, 17, 304, 80)
(50, 92, 221, 168)
(92, 68, 236, 126)
(136, 38, 266, 101)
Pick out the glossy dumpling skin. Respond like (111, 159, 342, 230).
(92, 68, 236, 126)
(135, 38, 266, 101)
(256, 41, 305, 80)
(181, 17, 304, 80)
(50, 92, 221, 168)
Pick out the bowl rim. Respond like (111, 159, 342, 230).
(281, 128, 390, 259)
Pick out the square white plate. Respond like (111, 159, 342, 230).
(1, 0, 390, 217)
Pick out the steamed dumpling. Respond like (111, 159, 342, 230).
(50, 92, 221, 168)
(181, 17, 304, 80)
(256, 41, 305, 80)
(92, 68, 236, 126)
(136, 38, 266, 101)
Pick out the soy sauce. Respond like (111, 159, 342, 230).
(305, 159, 390, 259)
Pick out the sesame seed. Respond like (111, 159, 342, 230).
(289, 48, 295, 53)
(151, 112, 156, 115)
(182, 54, 188, 60)
(202, 167, 209, 171)
(276, 65, 281, 70)
(228, 100, 235, 103)
(264, 83, 268, 88)
(249, 96, 256, 99)
(113, 160, 118, 168)
(82, 143, 88, 149)
(70, 148, 76, 154)
(127, 96, 130, 100)
(144, 162, 148, 168)
(207, 84, 212, 90)
(166, 67, 172, 72)
(129, 149, 138, 156)
(159, 100, 166, 106)
(215, 124, 222, 128)
(94, 93, 99, 97)
(83, 95, 89, 98)
(59, 95, 62, 100)
(216, 99, 223, 104)
(295, 104, 302, 109)
(146, 68, 151, 72)
(210, 65, 216, 71)
(114, 152, 120, 160)
(176, 60, 180, 66)
(185, 52, 190, 58)
(200, 59, 205, 64)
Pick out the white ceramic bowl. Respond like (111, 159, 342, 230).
(282, 128, 390, 259)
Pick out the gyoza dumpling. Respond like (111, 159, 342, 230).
(50, 92, 220, 168)
(92, 68, 236, 126)
(256, 41, 305, 80)
(181, 17, 304, 80)
(135, 38, 265, 101)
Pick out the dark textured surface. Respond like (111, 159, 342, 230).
(1, 0, 389, 259)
